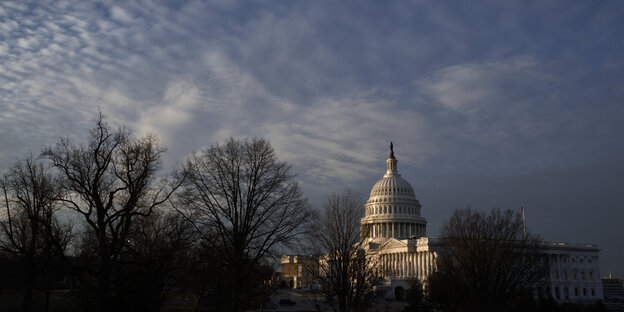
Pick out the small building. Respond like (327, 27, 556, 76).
(280, 255, 319, 289)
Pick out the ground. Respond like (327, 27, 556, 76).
(0, 288, 406, 312)
(261, 288, 407, 312)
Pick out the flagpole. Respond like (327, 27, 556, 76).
(521, 204, 527, 240)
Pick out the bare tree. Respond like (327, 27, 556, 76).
(177, 137, 313, 312)
(42, 113, 176, 311)
(312, 190, 384, 312)
(427, 207, 547, 312)
(0, 155, 70, 312)
(116, 208, 195, 311)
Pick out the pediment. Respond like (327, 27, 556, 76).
(379, 238, 408, 251)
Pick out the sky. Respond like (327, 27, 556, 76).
(1, 1, 623, 276)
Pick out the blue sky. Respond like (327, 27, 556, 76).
(1, 1, 623, 276)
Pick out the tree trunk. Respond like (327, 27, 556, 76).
(44, 288, 51, 312)
(21, 258, 35, 312)
(193, 295, 201, 312)
(97, 265, 112, 312)
(21, 281, 33, 312)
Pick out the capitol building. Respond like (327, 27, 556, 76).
(282, 144, 604, 302)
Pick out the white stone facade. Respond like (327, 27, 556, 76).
(539, 242, 603, 301)
(361, 144, 603, 302)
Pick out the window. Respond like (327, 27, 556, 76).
(580, 258, 584, 263)
(575, 288, 579, 296)
(583, 288, 587, 296)
(564, 287, 569, 299)
(564, 271, 568, 280)
(589, 272, 593, 280)
(588, 258, 592, 263)
(591, 288, 595, 296)
(581, 271, 585, 280)
(555, 287, 560, 299)
(573, 271, 577, 280)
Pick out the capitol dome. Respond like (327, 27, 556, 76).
(360, 143, 427, 240)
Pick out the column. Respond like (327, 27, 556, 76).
(394, 253, 397, 277)
(401, 252, 406, 276)
(417, 252, 421, 278)
(427, 252, 431, 275)
(395, 253, 399, 277)
(392, 223, 395, 237)
(403, 253, 408, 277)
(383, 254, 387, 276)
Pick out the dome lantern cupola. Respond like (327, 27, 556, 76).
(386, 141, 398, 176)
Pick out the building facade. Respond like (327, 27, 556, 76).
(280, 255, 319, 289)
(282, 144, 604, 302)
(360, 144, 603, 302)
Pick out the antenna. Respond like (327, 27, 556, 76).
(521, 204, 527, 240)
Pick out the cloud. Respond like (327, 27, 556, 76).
(137, 79, 200, 145)
(1, 0, 623, 276)
(418, 56, 545, 113)
(110, 6, 133, 23)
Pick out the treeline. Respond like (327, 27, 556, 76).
(0, 113, 313, 312)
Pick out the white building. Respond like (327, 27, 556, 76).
(360, 144, 603, 302)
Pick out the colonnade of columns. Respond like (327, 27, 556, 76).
(367, 222, 425, 238)
(379, 251, 436, 278)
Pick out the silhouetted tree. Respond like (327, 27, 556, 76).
(311, 190, 383, 312)
(174, 238, 221, 312)
(177, 137, 313, 312)
(43, 113, 177, 311)
(403, 278, 431, 312)
(0, 155, 70, 312)
(428, 207, 547, 312)
(115, 208, 195, 311)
